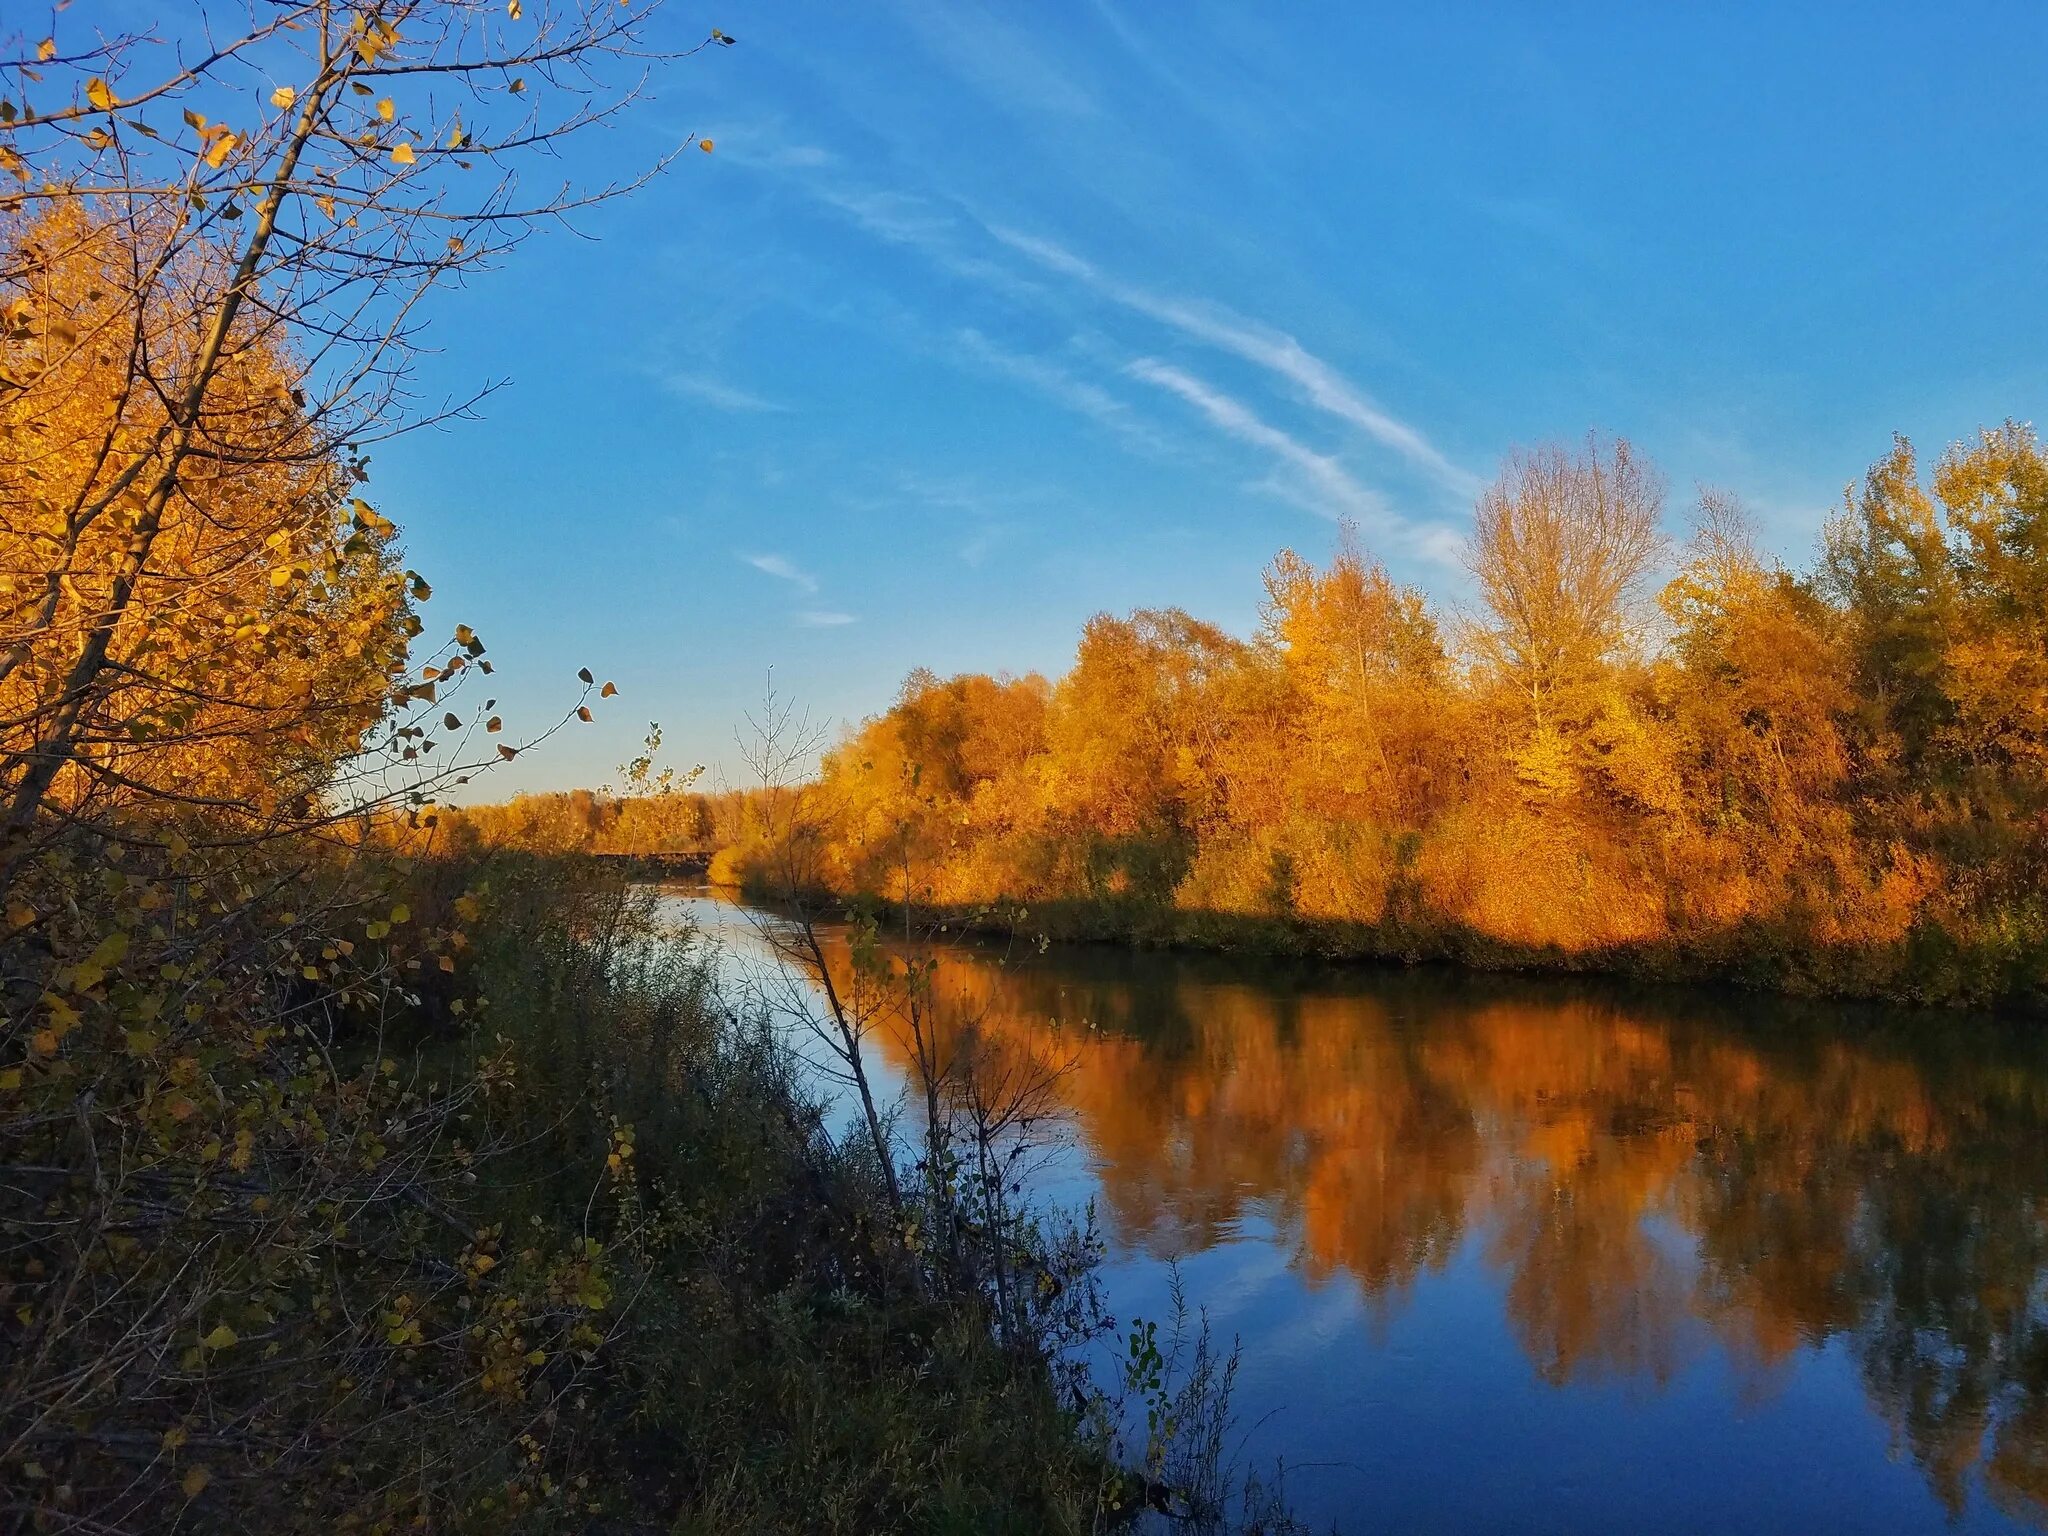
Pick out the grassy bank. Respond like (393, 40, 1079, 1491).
(435, 851, 1122, 1533)
(5, 840, 1305, 1531)
(729, 872, 2048, 1015)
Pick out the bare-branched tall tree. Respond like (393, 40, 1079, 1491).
(1465, 434, 1666, 729)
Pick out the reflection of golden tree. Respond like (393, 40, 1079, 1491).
(1992, 1390, 2048, 1526)
(820, 929, 2048, 1521)
(1441, 1005, 1701, 1384)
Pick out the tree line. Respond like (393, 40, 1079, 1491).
(717, 429, 2048, 1008)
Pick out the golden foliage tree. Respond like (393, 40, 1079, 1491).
(708, 427, 2048, 1004)
(0, 3, 716, 1527)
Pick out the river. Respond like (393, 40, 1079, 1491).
(671, 889, 2048, 1535)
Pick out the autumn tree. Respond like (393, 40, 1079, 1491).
(1260, 526, 1451, 826)
(0, 3, 712, 1527)
(820, 669, 1051, 901)
(1, 201, 415, 850)
(1046, 609, 1247, 844)
(1465, 435, 1666, 733)
(0, 0, 722, 866)
(694, 424, 2047, 1004)
(1825, 425, 2048, 795)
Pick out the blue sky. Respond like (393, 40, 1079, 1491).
(375, 1, 2048, 794)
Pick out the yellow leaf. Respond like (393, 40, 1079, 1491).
(6, 900, 33, 931)
(377, 97, 395, 123)
(71, 930, 129, 989)
(38, 38, 57, 62)
(700, 138, 714, 154)
(182, 1466, 211, 1498)
(508, 0, 524, 17)
(204, 131, 239, 169)
(163, 1425, 189, 1451)
(390, 903, 411, 924)
(85, 77, 115, 112)
(390, 142, 415, 166)
(201, 1324, 238, 1350)
(271, 85, 296, 109)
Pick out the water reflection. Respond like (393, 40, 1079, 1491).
(824, 930, 2048, 1529)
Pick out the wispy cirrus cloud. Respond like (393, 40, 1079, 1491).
(811, 184, 955, 246)
(742, 553, 861, 626)
(742, 552, 819, 593)
(1128, 358, 1383, 522)
(1128, 358, 1463, 566)
(660, 370, 786, 414)
(894, 0, 1102, 120)
(730, 136, 1473, 556)
(955, 328, 1170, 455)
(992, 226, 1481, 500)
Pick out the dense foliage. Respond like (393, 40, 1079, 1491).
(719, 432, 2048, 1008)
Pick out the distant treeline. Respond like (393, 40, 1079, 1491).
(437, 785, 730, 857)
(708, 430, 2048, 1010)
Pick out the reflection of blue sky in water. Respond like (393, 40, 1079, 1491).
(665, 891, 1096, 1191)
(659, 888, 2048, 1536)
(660, 892, 899, 1146)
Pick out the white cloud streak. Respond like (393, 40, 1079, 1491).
(742, 553, 819, 593)
(955, 328, 1169, 455)
(660, 371, 785, 414)
(734, 143, 1476, 554)
(1128, 358, 1382, 520)
(796, 610, 858, 627)
(1128, 359, 1464, 566)
(991, 226, 1481, 500)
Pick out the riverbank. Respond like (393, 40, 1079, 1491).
(727, 874, 2048, 1015)
(9, 844, 1220, 1532)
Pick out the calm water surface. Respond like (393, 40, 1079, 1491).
(676, 892, 2048, 1535)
